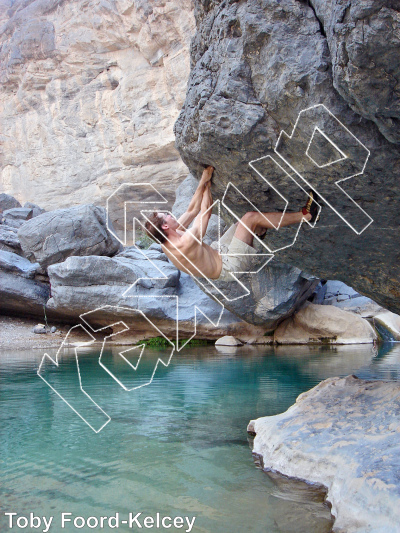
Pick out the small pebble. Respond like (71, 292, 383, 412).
(33, 324, 47, 334)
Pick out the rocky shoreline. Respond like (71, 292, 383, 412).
(248, 374, 400, 533)
(0, 315, 87, 350)
(0, 189, 400, 344)
(1, 190, 399, 346)
(0, 192, 270, 343)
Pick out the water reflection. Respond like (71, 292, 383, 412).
(0, 343, 399, 533)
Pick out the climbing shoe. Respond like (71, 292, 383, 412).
(302, 190, 322, 224)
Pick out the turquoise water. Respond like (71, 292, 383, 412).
(1, 342, 399, 533)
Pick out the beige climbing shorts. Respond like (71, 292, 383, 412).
(210, 224, 258, 282)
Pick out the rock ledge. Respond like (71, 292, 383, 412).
(248, 375, 400, 533)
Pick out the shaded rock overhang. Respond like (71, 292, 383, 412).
(174, 0, 400, 315)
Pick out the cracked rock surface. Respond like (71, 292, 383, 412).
(310, 0, 400, 144)
(17, 204, 122, 268)
(174, 0, 400, 315)
(248, 374, 400, 532)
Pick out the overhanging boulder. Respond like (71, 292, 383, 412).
(172, 174, 319, 328)
(174, 0, 400, 315)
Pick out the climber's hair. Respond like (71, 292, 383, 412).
(144, 212, 167, 244)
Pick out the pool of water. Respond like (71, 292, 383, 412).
(1, 342, 399, 533)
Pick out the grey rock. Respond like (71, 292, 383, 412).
(309, 281, 327, 305)
(310, 280, 400, 339)
(175, 0, 400, 315)
(215, 335, 242, 346)
(2, 207, 34, 228)
(311, 0, 400, 144)
(0, 251, 50, 317)
(46, 248, 268, 340)
(0, 224, 24, 256)
(24, 202, 46, 217)
(323, 280, 380, 315)
(50, 326, 57, 333)
(18, 204, 122, 268)
(33, 324, 47, 334)
(313, 280, 383, 316)
(0, 193, 21, 213)
(173, 174, 317, 327)
(196, 254, 319, 329)
(0, 250, 39, 279)
(250, 374, 400, 532)
(148, 243, 163, 253)
(171, 175, 197, 219)
(118, 246, 169, 263)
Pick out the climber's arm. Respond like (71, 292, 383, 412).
(177, 166, 214, 230)
(184, 182, 213, 242)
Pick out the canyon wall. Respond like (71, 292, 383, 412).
(0, 0, 195, 209)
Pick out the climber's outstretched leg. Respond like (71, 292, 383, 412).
(234, 210, 309, 246)
(234, 191, 320, 246)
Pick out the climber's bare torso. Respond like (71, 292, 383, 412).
(152, 166, 312, 281)
(162, 230, 222, 279)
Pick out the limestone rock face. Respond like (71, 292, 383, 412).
(311, 0, 400, 144)
(0, 0, 195, 215)
(249, 375, 400, 532)
(46, 247, 268, 340)
(274, 302, 377, 344)
(174, 0, 400, 315)
(18, 204, 122, 267)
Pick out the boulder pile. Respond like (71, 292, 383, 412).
(0, 196, 268, 341)
(1, 192, 398, 344)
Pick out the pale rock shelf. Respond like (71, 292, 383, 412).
(248, 375, 400, 533)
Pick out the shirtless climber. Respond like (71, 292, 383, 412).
(144, 166, 320, 281)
